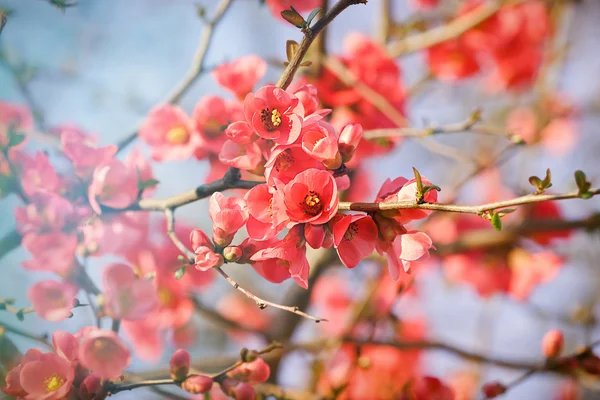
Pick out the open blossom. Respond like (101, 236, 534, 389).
(103, 263, 159, 320)
(0, 101, 32, 142)
(193, 96, 244, 156)
(283, 169, 339, 225)
(211, 55, 267, 100)
(15, 193, 79, 236)
(28, 280, 78, 322)
(79, 329, 131, 380)
(139, 104, 203, 161)
(377, 176, 438, 223)
(264, 145, 324, 185)
(228, 358, 270, 385)
(22, 232, 77, 277)
(225, 121, 258, 144)
(244, 184, 288, 241)
(219, 140, 263, 172)
(88, 159, 139, 214)
(292, 84, 320, 117)
(60, 126, 117, 178)
(19, 151, 63, 196)
(244, 85, 303, 144)
(265, 0, 322, 19)
(427, 39, 480, 81)
(209, 193, 249, 247)
(301, 121, 342, 169)
(332, 214, 378, 269)
(250, 226, 310, 288)
(377, 227, 434, 279)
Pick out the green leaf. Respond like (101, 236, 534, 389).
(15, 310, 24, 321)
(575, 170, 593, 198)
(541, 168, 552, 188)
(575, 170, 587, 189)
(137, 178, 159, 191)
(581, 192, 594, 200)
(490, 212, 502, 231)
(422, 184, 441, 197)
(281, 8, 305, 28)
(7, 129, 26, 148)
(529, 175, 542, 190)
(412, 167, 424, 201)
(175, 266, 186, 280)
(306, 7, 321, 27)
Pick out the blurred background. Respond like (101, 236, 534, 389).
(1, 0, 600, 399)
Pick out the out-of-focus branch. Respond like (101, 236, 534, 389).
(115, 0, 233, 153)
(163, 207, 324, 322)
(0, 298, 34, 320)
(0, 10, 7, 35)
(376, 0, 392, 43)
(276, 0, 368, 90)
(0, 229, 22, 262)
(0, 321, 51, 347)
(339, 188, 600, 214)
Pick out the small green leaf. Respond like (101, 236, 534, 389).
(581, 192, 594, 200)
(422, 184, 441, 197)
(137, 178, 159, 191)
(281, 8, 305, 28)
(541, 168, 552, 188)
(175, 266, 186, 280)
(575, 170, 587, 189)
(529, 175, 542, 191)
(177, 255, 186, 263)
(7, 129, 26, 148)
(490, 212, 502, 231)
(305, 7, 321, 27)
(15, 310, 24, 321)
(412, 167, 424, 201)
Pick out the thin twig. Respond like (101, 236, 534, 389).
(276, 0, 368, 90)
(0, 321, 51, 347)
(115, 0, 234, 153)
(0, 10, 7, 35)
(339, 188, 600, 214)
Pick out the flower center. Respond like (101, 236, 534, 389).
(166, 126, 190, 144)
(274, 149, 294, 172)
(343, 222, 359, 241)
(44, 374, 64, 392)
(260, 108, 282, 132)
(301, 191, 323, 216)
(158, 288, 174, 306)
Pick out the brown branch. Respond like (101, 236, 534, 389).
(276, 0, 368, 90)
(0, 10, 7, 36)
(376, 0, 393, 44)
(115, 0, 233, 153)
(0, 321, 51, 347)
(339, 188, 600, 214)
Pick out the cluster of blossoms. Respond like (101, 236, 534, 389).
(3, 329, 129, 399)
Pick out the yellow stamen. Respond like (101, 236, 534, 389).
(271, 109, 282, 127)
(44, 375, 64, 392)
(158, 288, 173, 306)
(166, 126, 190, 144)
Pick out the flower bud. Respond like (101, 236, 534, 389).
(482, 381, 506, 398)
(338, 123, 363, 162)
(229, 357, 270, 384)
(223, 246, 243, 263)
(79, 374, 107, 400)
(322, 152, 343, 170)
(169, 349, 190, 381)
(542, 329, 564, 358)
(182, 374, 213, 394)
(222, 378, 256, 400)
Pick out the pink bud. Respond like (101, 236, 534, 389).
(79, 375, 107, 400)
(338, 123, 363, 162)
(542, 329, 564, 358)
(169, 349, 190, 381)
(223, 246, 243, 262)
(182, 375, 213, 394)
(482, 381, 506, 398)
(190, 229, 212, 251)
(222, 378, 256, 400)
(228, 357, 270, 384)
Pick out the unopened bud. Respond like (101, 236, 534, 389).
(322, 152, 343, 170)
(542, 329, 564, 358)
(482, 382, 506, 398)
(79, 374, 107, 400)
(170, 349, 190, 381)
(338, 123, 363, 163)
(222, 378, 256, 400)
(182, 375, 213, 394)
(223, 246, 243, 263)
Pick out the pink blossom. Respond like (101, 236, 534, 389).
(88, 159, 139, 214)
(377, 176, 438, 223)
(103, 263, 159, 320)
(219, 140, 263, 171)
(20, 152, 63, 196)
(283, 168, 339, 225)
(265, 0, 322, 20)
(170, 349, 191, 381)
(338, 123, 363, 162)
(304, 223, 333, 249)
(52, 331, 79, 363)
(211, 55, 267, 100)
(378, 230, 434, 279)
(182, 375, 214, 394)
(124, 147, 156, 196)
(301, 121, 342, 169)
(243, 85, 303, 144)
(508, 249, 562, 300)
(225, 121, 258, 144)
(228, 358, 270, 384)
(22, 232, 77, 277)
(0, 101, 32, 143)
(250, 226, 310, 288)
(193, 96, 244, 157)
(209, 193, 249, 246)
(28, 280, 78, 322)
(189, 229, 224, 271)
(60, 126, 117, 178)
(332, 214, 378, 268)
(19, 352, 74, 400)
(244, 184, 288, 241)
(139, 104, 202, 161)
(291, 83, 322, 117)
(15, 193, 80, 236)
(221, 378, 256, 400)
(427, 39, 480, 81)
(542, 329, 564, 358)
(79, 329, 131, 380)
(121, 319, 163, 362)
(264, 145, 324, 185)
(78, 374, 106, 400)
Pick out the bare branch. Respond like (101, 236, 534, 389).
(0, 10, 7, 35)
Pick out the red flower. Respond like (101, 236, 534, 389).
(283, 168, 339, 225)
(211, 55, 267, 100)
(332, 214, 378, 268)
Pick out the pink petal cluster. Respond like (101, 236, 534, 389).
(102, 263, 159, 320)
(28, 280, 78, 322)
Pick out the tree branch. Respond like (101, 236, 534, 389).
(276, 0, 368, 90)
(339, 188, 600, 214)
(0, 10, 7, 36)
(115, 0, 233, 153)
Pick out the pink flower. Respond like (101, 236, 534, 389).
(182, 375, 214, 394)
(427, 39, 480, 81)
(225, 121, 258, 144)
(209, 193, 249, 247)
(88, 159, 139, 214)
(250, 226, 310, 288)
(332, 214, 378, 268)
(244, 184, 288, 241)
(19, 352, 74, 400)
(244, 85, 303, 144)
(170, 349, 191, 381)
(189, 229, 224, 271)
(292, 84, 320, 117)
(219, 140, 263, 171)
(283, 168, 339, 225)
(409, 0, 440, 9)
(22, 232, 77, 277)
(301, 122, 342, 169)
(338, 123, 363, 162)
(376, 176, 438, 223)
(103, 263, 159, 320)
(28, 280, 78, 322)
(377, 230, 434, 279)
(15, 193, 79, 236)
(79, 329, 131, 380)
(228, 358, 270, 385)
(211, 55, 267, 100)
(78, 374, 105, 400)
(221, 378, 256, 400)
(2, 349, 41, 398)
(264, 145, 324, 185)
(124, 147, 156, 196)
(60, 126, 117, 178)
(542, 329, 564, 358)
(508, 249, 562, 300)
(52, 331, 79, 363)
(139, 104, 202, 161)
(193, 96, 244, 157)
(20, 152, 63, 196)
(121, 319, 163, 362)
(265, 0, 322, 20)
(304, 223, 333, 249)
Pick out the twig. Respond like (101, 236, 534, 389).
(0, 321, 51, 347)
(276, 0, 368, 90)
(339, 188, 600, 214)
(115, 0, 233, 153)
(0, 298, 34, 320)
(376, 0, 393, 43)
(0, 229, 22, 262)
(0, 10, 7, 35)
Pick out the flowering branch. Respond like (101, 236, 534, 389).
(115, 0, 233, 153)
(339, 188, 600, 214)
(276, 0, 368, 90)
